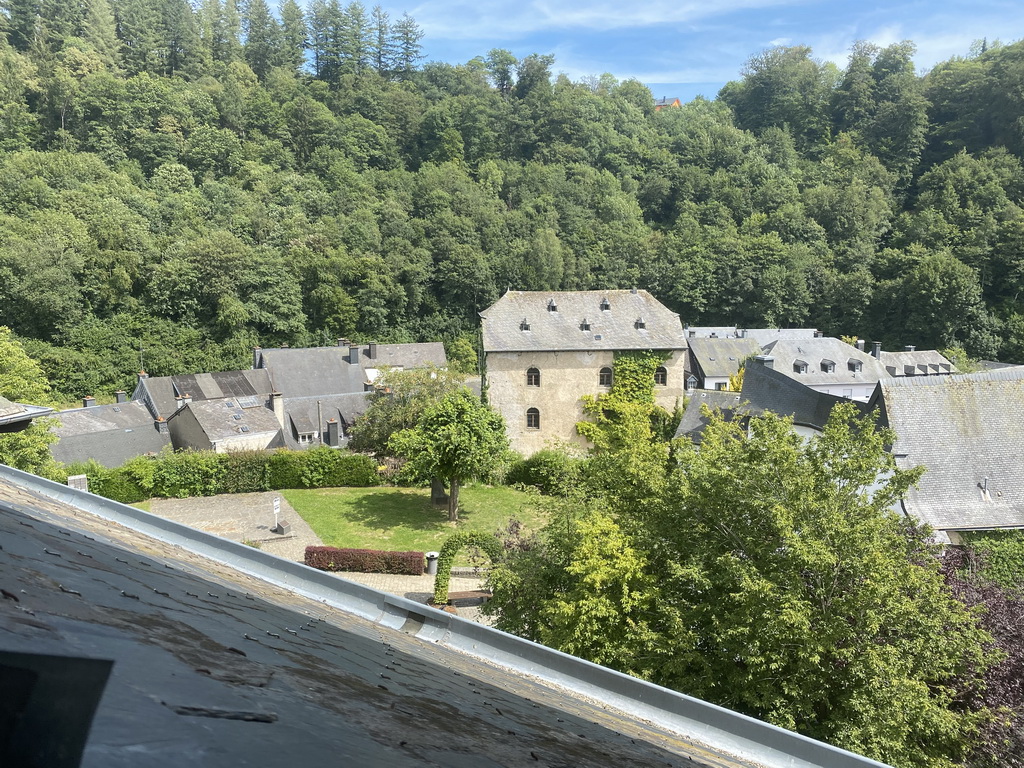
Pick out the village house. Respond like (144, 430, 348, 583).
(481, 289, 687, 455)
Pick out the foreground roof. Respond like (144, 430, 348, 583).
(0, 395, 52, 431)
(740, 363, 872, 429)
(51, 401, 170, 467)
(876, 369, 1024, 532)
(0, 467, 889, 768)
(481, 290, 684, 353)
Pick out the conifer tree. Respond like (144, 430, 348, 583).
(278, 0, 306, 74)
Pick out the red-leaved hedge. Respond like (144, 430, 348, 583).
(304, 546, 425, 575)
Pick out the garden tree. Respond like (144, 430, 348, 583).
(348, 365, 468, 455)
(0, 327, 57, 475)
(488, 404, 1000, 768)
(388, 388, 507, 521)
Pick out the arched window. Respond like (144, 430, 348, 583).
(526, 367, 540, 386)
(654, 366, 667, 386)
(526, 408, 540, 429)
(599, 367, 613, 387)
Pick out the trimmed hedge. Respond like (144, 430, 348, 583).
(433, 531, 504, 604)
(305, 546, 424, 575)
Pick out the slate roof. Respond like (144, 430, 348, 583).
(51, 402, 170, 467)
(0, 395, 52, 431)
(134, 370, 274, 420)
(173, 397, 282, 444)
(740, 363, 871, 428)
(761, 338, 886, 386)
(674, 390, 745, 443)
(874, 368, 1024, 532)
(878, 350, 957, 377)
(683, 327, 818, 345)
(481, 290, 684, 353)
(280, 393, 370, 449)
(687, 337, 761, 379)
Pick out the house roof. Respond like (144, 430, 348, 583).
(280, 393, 370, 449)
(674, 390, 745, 442)
(134, 370, 274, 420)
(878, 350, 957, 377)
(481, 290, 684, 353)
(0, 395, 52, 431)
(172, 397, 282, 444)
(761, 338, 886, 387)
(687, 337, 762, 379)
(740, 363, 872, 429)
(50, 402, 170, 467)
(683, 327, 818, 345)
(874, 369, 1024, 532)
(0, 467, 888, 768)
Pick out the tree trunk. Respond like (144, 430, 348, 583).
(448, 477, 460, 522)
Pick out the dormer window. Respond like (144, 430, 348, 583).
(635, 317, 646, 330)
(600, 297, 610, 311)
(821, 359, 835, 373)
(848, 359, 863, 373)
(794, 359, 808, 374)
(580, 318, 591, 331)
(547, 298, 558, 312)
(520, 318, 530, 331)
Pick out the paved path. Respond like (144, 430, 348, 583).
(148, 492, 492, 623)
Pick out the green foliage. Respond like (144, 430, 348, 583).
(507, 448, 582, 496)
(267, 449, 304, 490)
(152, 449, 227, 498)
(298, 446, 379, 488)
(961, 530, 1024, 594)
(489, 403, 999, 768)
(221, 450, 271, 494)
(389, 389, 508, 521)
(0, 327, 58, 476)
(433, 529, 504, 604)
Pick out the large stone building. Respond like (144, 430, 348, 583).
(480, 289, 687, 455)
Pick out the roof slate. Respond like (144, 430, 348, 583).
(687, 337, 762, 379)
(175, 398, 282, 443)
(51, 402, 170, 467)
(740, 363, 871, 428)
(481, 290, 684, 353)
(877, 369, 1024, 531)
(878, 350, 957, 377)
(761, 338, 887, 386)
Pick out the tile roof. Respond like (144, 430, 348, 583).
(761, 338, 887, 387)
(481, 290, 684, 353)
(51, 402, 170, 467)
(876, 368, 1024, 532)
(687, 337, 762, 379)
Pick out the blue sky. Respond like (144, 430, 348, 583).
(379, 0, 1024, 101)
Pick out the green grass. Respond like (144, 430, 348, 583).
(281, 483, 545, 555)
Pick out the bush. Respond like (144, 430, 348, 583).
(152, 450, 227, 497)
(221, 451, 271, 494)
(267, 450, 304, 490)
(507, 448, 582, 496)
(300, 447, 379, 488)
(304, 546, 424, 575)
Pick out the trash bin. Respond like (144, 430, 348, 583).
(425, 551, 440, 576)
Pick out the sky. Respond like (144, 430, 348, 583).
(378, 0, 1024, 101)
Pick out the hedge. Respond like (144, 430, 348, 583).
(305, 546, 424, 575)
(432, 531, 504, 604)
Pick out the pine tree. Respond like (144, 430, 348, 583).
(278, 0, 306, 74)
(83, 0, 122, 70)
(242, 0, 279, 80)
(367, 3, 393, 77)
(390, 12, 422, 79)
(338, 0, 368, 75)
(3, 0, 40, 52)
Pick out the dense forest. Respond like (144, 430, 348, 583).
(0, 0, 1023, 401)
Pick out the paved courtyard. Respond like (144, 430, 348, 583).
(148, 492, 491, 623)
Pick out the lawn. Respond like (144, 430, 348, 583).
(280, 483, 546, 555)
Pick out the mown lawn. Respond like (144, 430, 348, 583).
(281, 483, 546, 554)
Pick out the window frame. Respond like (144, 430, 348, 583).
(526, 367, 541, 387)
(654, 366, 668, 386)
(599, 367, 613, 387)
(526, 407, 540, 429)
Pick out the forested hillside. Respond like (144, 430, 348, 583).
(1, 0, 1022, 400)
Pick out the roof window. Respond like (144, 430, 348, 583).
(600, 297, 610, 311)
(520, 318, 530, 331)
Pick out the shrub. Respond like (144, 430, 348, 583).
(152, 450, 227, 497)
(507, 448, 582, 496)
(300, 447, 379, 488)
(267, 450, 304, 490)
(222, 451, 271, 494)
(432, 531, 504, 604)
(304, 546, 424, 575)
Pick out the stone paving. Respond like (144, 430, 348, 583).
(147, 492, 492, 623)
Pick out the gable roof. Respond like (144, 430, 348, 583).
(171, 397, 282, 444)
(674, 390, 744, 442)
(875, 368, 1024, 532)
(51, 402, 170, 467)
(280, 393, 370, 449)
(134, 369, 274, 420)
(761, 338, 886, 386)
(481, 290, 684, 353)
(687, 337, 761, 379)
(878, 350, 957, 377)
(741, 362, 872, 429)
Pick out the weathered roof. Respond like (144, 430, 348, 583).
(683, 327, 818, 345)
(688, 337, 762, 379)
(674, 390, 745, 442)
(878, 350, 957, 377)
(875, 369, 1024, 532)
(134, 370, 274, 420)
(51, 402, 170, 467)
(0, 468, 892, 768)
(281, 393, 370, 449)
(481, 290, 684, 353)
(360, 342, 447, 371)
(761, 338, 886, 387)
(257, 347, 367, 398)
(174, 397, 282, 444)
(740, 363, 871, 429)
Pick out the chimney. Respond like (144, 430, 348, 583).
(182, 393, 192, 406)
(156, 417, 168, 434)
(630, 286, 638, 294)
(754, 355, 775, 370)
(253, 346, 262, 369)
(83, 396, 96, 408)
(872, 341, 882, 358)
(904, 345, 916, 352)
(269, 392, 285, 428)
(114, 390, 127, 403)
(688, 330, 695, 338)
(326, 418, 340, 448)
(368, 342, 378, 360)
(856, 339, 865, 352)
(337, 338, 349, 347)
(349, 344, 360, 364)
(174, 396, 184, 411)
(813, 330, 824, 338)
(137, 370, 149, 383)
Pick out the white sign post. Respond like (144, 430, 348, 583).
(273, 496, 281, 529)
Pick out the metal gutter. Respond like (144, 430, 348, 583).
(0, 464, 893, 768)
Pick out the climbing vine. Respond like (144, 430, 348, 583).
(576, 350, 673, 449)
(432, 530, 504, 605)
(609, 351, 670, 404)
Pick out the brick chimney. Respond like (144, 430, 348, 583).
(155, 417, 168, 434)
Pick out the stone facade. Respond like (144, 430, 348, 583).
(487, 348, 687, 456)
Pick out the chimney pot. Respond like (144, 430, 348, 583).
(137, 370, 149, 382)
(83, 396, 96, 408)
